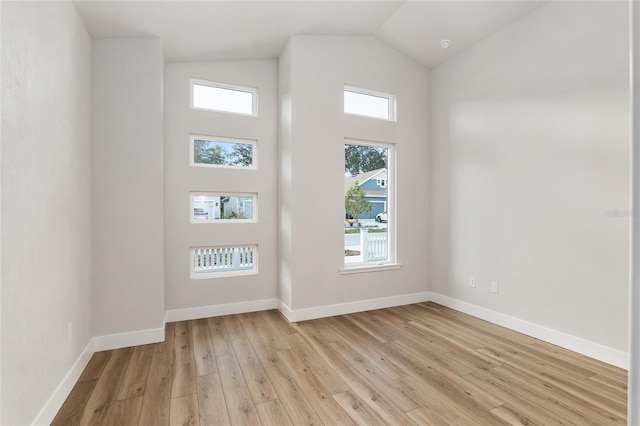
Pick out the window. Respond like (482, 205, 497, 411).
(191, 78, 257, 116)
(190, 192, 257, 223)
(344, 85, 395, 121)
(190, 135, 256, 169)
(191, 245, 257, 279)
(344, 140, 395, 268)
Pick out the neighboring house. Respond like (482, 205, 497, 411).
(193, 195, 254, 220)
(344, 168, 388, 220)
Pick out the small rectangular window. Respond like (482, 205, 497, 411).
(190, 135, 256, 169)
(191, 245, 257, 279)
(191, 78, 257, 116)
(190, 192, 257, 223)
(344, 86, 395, 121)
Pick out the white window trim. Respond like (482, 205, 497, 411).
(190, 78, 258, 117)
(344, 85, 396, 122)
(339, 263, 402, 275)
(189, 134, 258, 170)
(190, 191, 258, 224)
(343, 138, 397, 270)
(190, 245, 258, 279)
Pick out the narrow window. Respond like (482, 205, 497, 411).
(344, 85, 395, 121)
(191, 78, 257, 116)
(191, 245, 258, 279)
(190, 192, 257, 223)
(344, 140, 394, 266)
(190, 135, 256, 169)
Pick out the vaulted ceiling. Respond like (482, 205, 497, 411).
(74, 0, 546, 68)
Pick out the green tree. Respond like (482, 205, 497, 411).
(194, 140, 227, 165)
(230, 143, 253, 167)
(345, 181, 371, 224)
(345, 144, 387, 176)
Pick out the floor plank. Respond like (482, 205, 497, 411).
(106, 396, 143, 426)
(255, 399, 294, 426)
(171, 326, 197, 398)
(138, 351, 173, 426)
(196, 373, 230, 426)
(231, 336, 277, 403)
(78, 348, 133, 425)
(51, 379, 98, 426)
(264, 364, 322, 425)
(192, 320, 218, 376)
(170, 394, 200, 426)
(217, 353, 261, 425)
(117, 344, 154, 400)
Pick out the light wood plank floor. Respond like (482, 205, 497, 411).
(52, 302, 628, 425)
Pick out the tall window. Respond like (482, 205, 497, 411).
(344, 140, 394, 266)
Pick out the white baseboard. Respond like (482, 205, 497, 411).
(93, 325, 165, 352)
(31, 339, 95, 425)
(165, 298, 279, 323)
(278, 291, 431, 322)
(428, 292, 629, 370)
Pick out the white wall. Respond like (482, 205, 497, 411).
(164, 60, 278, 313)
(1, 2, 92, 424)
(92, 38, 165, 338)
(429, 1, 630, 352)
(279, 36, 430, 313)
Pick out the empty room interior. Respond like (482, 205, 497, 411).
(1, 0, 639, 424)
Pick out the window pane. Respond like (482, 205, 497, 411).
(191, 193, 256, 222)
(344, 143, 390, 265)
(191, 136, 255, 168)
(192, 245, 257, 278)
(192, 81, 255, 115)
(344, 89, 391, 120)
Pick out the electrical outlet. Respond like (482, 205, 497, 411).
(470, 277, 476, 288)
(67, 322, 73, 341)
(491, 282, 499, 293)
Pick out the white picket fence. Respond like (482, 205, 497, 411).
(360, 229, 388, 262)
(193, 246, 254, 274)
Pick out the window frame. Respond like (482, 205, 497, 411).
(342, 138, 398, 272)
(190, 245, 258, 279)
(189, 134, 258, 170)
(190, 78, 258, 117)
(344, 85, 396, 122)
(190, 192, 258, 224)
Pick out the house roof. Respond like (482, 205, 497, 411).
(345, 168, 387, 196)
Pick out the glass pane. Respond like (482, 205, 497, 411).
(344, 143, 389, 264)
(344, 90, 390, 120)
(192, 246, 256, 276)
(192, 138, 254, 168)
(192, 194, 255, 221)
(193, 83, 254, 115)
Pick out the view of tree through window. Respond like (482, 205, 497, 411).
(344, 142, 390, 265)
(191, 137, 255, 168)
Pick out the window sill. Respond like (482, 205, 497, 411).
(339, 263, 402, 275)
